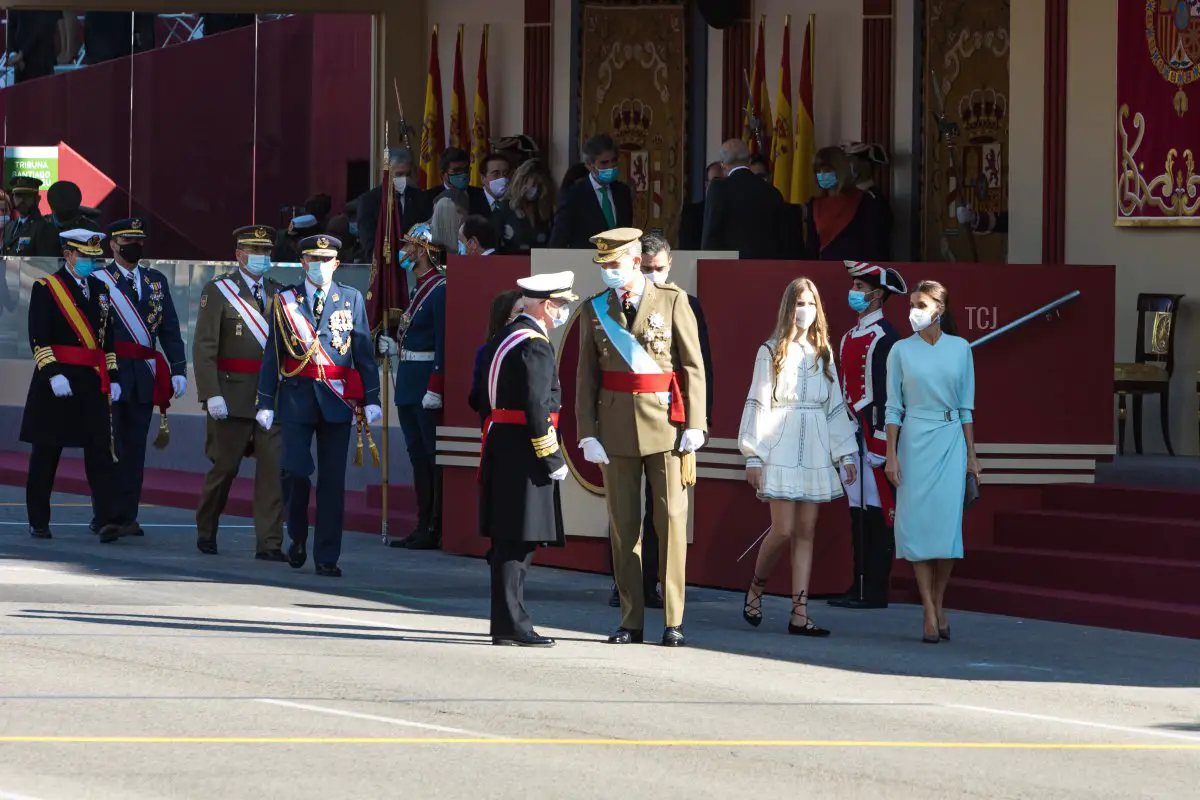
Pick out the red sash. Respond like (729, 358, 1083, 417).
(601, 370, 686, 423)
(115, 341, 172, 409)
(217, 358, 263, 374)
(813, 191, 863, 251)
(42, 274, 110, 394)
(282, 358, 365, 402)
(478, 410, 561, 480)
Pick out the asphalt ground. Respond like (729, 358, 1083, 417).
(1, 486, 1198, 799)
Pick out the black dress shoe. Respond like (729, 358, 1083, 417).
(128, 523, 145, 537)
(287, 542, 307, 569)
(387, 537, 408, 548)
(607, 627, 644, 644)
(315, 563, 342, 577)
(662, 626, 686, 647)
(608, 583, 620, 607)
(29, 526, 52, 539)
(255, 550, 287, 562)
(827, 597, 888, 610)
(88, 521, 99, 535)
(196, 539, 219, 555)
(645, 585, 664, 610)
(97, 524, 123, 544)
(492, 631, 555, 647)
(404, 531, 440, 551)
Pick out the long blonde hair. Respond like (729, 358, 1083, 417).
(508, 158, 556, 226)
(768, 277, 833, 382)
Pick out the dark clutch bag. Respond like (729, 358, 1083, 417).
(964, 472, 980, 509)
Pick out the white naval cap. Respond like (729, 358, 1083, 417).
(59, 228, 107, 256)
(518, 271, 579, 301)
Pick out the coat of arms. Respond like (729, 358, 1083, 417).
(1148, 0, 1200, 116)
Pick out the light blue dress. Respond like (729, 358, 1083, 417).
(884, 333, 975, 561)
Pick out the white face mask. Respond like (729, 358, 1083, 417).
(393, 175, 408, 193)
(795, 306, 817, 330)
(909, 308, 938, 332)
(488, 177, 508, 198)
(306, 259, 337, 287)
(548, 302, 569, 328)
(601, 268, 627, 289)
(644, 271, 668, 285)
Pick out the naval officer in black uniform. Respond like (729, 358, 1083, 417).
(470, 271, 577, 647)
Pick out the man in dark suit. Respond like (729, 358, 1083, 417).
(8, 11, 60, 83)
(701, 139, 785, 259)
(426, 147, 490, 218)
(606, 232, 713, 608)
(678, 161, 722, 250)
(355, 148, 433, 261)
(549, 134, 634, 249)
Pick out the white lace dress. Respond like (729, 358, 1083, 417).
(738, 339, 857, 503)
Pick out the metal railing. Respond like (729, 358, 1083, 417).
(969, 290, 1081, 349)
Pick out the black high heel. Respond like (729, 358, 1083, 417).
(743, 574, 767, 628)
(788, 591, 830, 637)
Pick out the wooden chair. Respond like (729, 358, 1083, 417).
(1114, 293, 1184, 455)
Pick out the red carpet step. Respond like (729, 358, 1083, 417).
(1041, 483, 1200, 520)
(0, 450, 416, 535)
(995, 509, 1200, 561)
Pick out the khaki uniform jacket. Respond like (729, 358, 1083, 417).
(193, 271, 284, 419)
(576, 281, 707, 458)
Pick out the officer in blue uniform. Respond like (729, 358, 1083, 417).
(256, 234, 383, 577)
(377, 222, 445, 550)
(93, 217, 187, 536)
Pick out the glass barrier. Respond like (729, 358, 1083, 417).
(0, 258, 373, 360)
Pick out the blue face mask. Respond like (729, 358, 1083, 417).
(848, 289, 872, 313)
(448, 173, 469, 190)
(244, 253, 271, 276)
(349, 222, 359, 236)
(596, 167, 619, 185)
(816, 172, 838, 190)
(73, 257, 96, 278)
(400, 253, 416, 271)
(601, 267, 626, 289)
(457, 241, 468, 256)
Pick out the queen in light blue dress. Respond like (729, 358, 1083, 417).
(884, 333, 975, 561)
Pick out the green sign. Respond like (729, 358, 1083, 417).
(4, 146, 58, 191)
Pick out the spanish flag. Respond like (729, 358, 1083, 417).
(790, 15, 818, 207)
(469, 26, 491, 188)
(418, 26, 445, 190)
(449, 25, 469, 152)
(771, 16, 793, 201)
(743, 15, 772, 159)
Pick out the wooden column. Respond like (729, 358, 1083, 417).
(861, 0, 894, 196)
(524, 0, 554, 152)
(1042, 0, 1068, 264)
(720, 1, 752, 141)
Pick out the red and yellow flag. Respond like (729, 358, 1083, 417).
(744, 15, 772, 160)
(469, 26, 491, 188)
(418, 26, 445, 190)
(790, 15, 818, 207)
(771, 16, 793, 201)
(449, 25, 469, 152)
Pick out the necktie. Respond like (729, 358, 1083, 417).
(253, 283, 264, 314)
(79, 280, 89, 302)
(313, 288, 324, 319)
(599, 186, 615, 228)
(125, 273, 138, 300)
(621, 291, 635, 325)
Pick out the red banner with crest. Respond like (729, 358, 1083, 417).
(1117, 0, 1200, 225)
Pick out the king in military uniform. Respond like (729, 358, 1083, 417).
(829, 260, 906, 609)
(22, 230, 123, 542)
(257, 234, 382, 577)
(576, 228, 707, 647)
(192, 225, 286, 559)
(471, 271, 577, 647)
(377, 222, 446, 550)
(91, 218, 188, 537)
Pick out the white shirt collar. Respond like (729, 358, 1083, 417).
(304, 278, 329, 304)
(116, 262, 139, 281)
(239, 269, 262, 292)
(518, 312, 547, 335)
(589, 173, 606, 193)
(727, 165, 749, 177)
(856, 308, 884, 330)
(612, 271, 647, 308)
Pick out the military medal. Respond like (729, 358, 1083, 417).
(235, 322, 243, 337)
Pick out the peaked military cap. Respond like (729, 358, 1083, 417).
(60, 228, 107, 256)
(107, 217, 148, 239)
(9, 175, 42, 194)
(288, 214, 318, 235)
(518, 271, 578, 302)
(234, 225, 277, 247)
(590, 227, 644, 264)
(300, 234, 340, 258)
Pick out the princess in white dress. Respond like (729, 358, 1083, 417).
(738, 278, 858, 636)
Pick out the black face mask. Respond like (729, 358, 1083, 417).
(118, 242, 144, 264)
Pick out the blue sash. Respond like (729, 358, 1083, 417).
(590, 293, 662, 375)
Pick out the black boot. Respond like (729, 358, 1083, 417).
(391, 462, 432, 548)
(406, 465, 441, 551)
(828, 508, 866, 607)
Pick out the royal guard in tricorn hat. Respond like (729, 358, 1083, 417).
(829, 259, 907, 610)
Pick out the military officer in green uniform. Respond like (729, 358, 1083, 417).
(2, 176, 55, 257)
(575, 228, 708, 647)
(192, 225, 286, 559)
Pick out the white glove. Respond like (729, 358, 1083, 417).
(678, 428, 705, 454)
(866, 451, 887, 469)
(955, 205, 977, 226)
(421, 391, 443, 410)
(207, 396, 229, 420)
(255, 409, 274, 431)
(378, 335, 398, 356)
(364, 404, 382, 424)
(49, 374, 72, 397)
(110, 384, 121, 403)
(549, 465, 568, 481)
(171, 375, 187, 399)
(580, 437, 609, 465)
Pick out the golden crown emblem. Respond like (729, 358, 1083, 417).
(255, 227, 268, 239)
(610, 98, 653, 149)
(958, 88, 1007, 143)
(317, 236, 331, 249)
(131, 219, 143, 229)
(87, 235, 101, 246)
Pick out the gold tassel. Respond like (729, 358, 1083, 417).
(152, 411, 170, 449)
(355, 418, 364, 467)
(365, 426, 380, 467)
(681, 451, 696, 487)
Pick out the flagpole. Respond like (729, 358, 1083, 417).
(380, 120, 393, 545)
